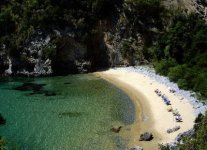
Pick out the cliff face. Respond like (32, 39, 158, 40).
(164, 0, 207, 18)
(0, 0, 206, 76)
(105, 0, 207, 67)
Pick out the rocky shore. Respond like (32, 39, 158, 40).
(110, 66, 207, 149)
(115, 66, 207, 116)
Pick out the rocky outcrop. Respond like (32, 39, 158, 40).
(3, 30, 55, 76)
(0, 29, 94, 76)
(104, 1, 161, 67)
(139, 132, 153, 141)
(1, 0, 207, 76)
(0, 44, 9, 75)
(51, 35, 89, 75)
(164, 0, 207, 21)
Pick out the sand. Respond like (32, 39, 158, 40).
(95, 68, 196, 150)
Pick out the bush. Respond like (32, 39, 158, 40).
(154, 59, 177, 76)
(177, 79, 188, 90)
(177, 112, 207, 150)
(168, 65, 187, 82)
(193, 73, 207, 97)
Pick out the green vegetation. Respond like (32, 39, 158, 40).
(0, 0, 122, 56)
(0, 114, 7, 150)
(1, 1, 207, 149)
(123, 0, 165, 47)
(0, 136, 8, 150)
(160, 112, 207, 150)
(154, 12, 207, 150)
(154, 13, 207, 99)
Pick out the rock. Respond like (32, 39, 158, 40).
(139, 132, 153, 141)
(195, 113, 204, 123)
(176, 129, 195, 142)
(0, 114, 6, 125)
(111, 126, 122, 133)
(75, 60, 91, 73)
(0, 47, 9, 74)
(4, 57, 12, 75)
(130, 145, 143, 150)
(9, 29, 56, 76)
(167, 126, 180, 134)
(167, 129, 173, 134)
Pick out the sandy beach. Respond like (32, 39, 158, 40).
(95, 67, 197, 150)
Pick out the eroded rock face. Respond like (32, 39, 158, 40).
(14, 30, 54, 76)
(0, 28, 93, 76)
(51, 36, 88, 75)
(0, 45, 9, 75)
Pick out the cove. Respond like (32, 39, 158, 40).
(0, 74, 135, 150)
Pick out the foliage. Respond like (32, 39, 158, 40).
(121, 40, 135, 65)
(0, 0, 123, 58)
(154, 13, 207, 98)
(154, 59, 177, 76)
(0, 136, 8, 150)
(159, 112, 207, 150)
(123, 0, 165, 46)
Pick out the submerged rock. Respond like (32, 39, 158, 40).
(139, 132, 153, 141)
(58, 112, 83, 118)
(14, 83, 46, 92)
(0, 114, 6, 125)
(111, 126, 122, 133)
(130, 145, 144, 150)
(64, 82, 71, 85)
(14, 82, 57, 97)
(44, 91, 57, 96)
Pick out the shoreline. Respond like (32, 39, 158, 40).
(94, 66, 207, 150)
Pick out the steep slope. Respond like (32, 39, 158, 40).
(0, 0, 207, 76)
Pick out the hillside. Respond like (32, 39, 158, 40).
(0, 0, 206, 72)
(1, 0, 207, 149)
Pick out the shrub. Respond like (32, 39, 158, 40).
(154, 59, 177, 76)
(177, 79, 188, 90)
(168, 65, 187, 82)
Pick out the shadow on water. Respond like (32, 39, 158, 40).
(0, 113, 6, 126)
(114, 136, 128, 150)
(58, 112, 84, 118)
(64, 82, 72, 85)
(13, 82, 57, 97)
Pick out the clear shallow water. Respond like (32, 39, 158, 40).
(0, 74, 135, 150)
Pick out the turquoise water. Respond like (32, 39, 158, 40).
(0, 74, 135, 150)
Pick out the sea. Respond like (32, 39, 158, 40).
(0, 74, 135, 150)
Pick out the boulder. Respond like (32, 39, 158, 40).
(111, 126, 122, 133)
(167, 126, 180, 134)
(139, 132, 153, 141)
(176, 129, 195, 142)
(130, 145, 143, 150)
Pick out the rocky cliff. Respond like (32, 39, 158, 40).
(0, 0, 206, 76)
